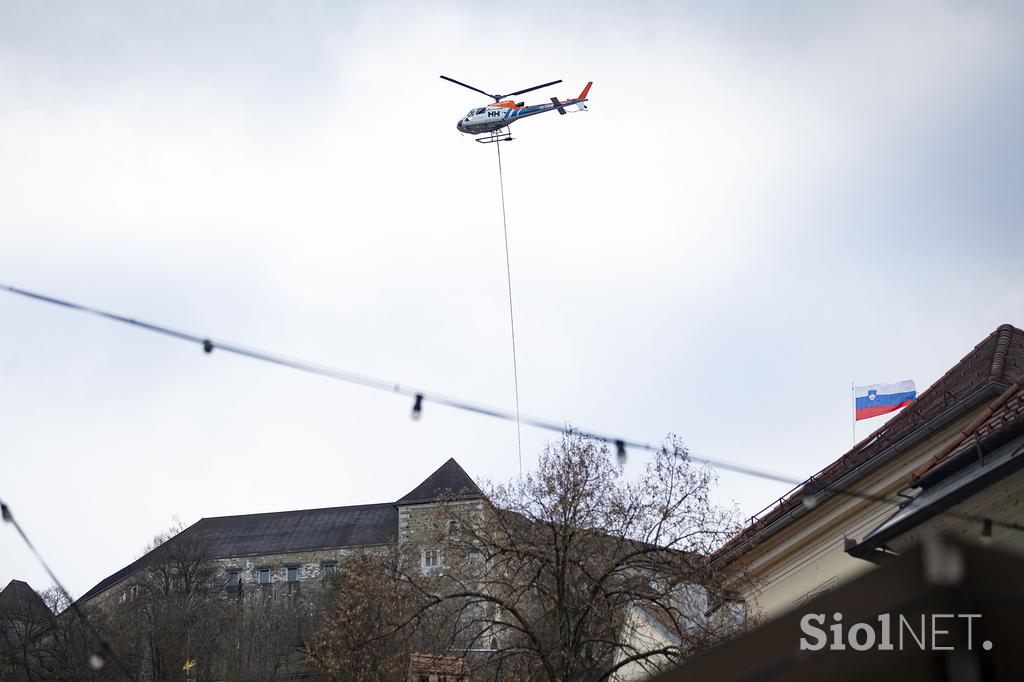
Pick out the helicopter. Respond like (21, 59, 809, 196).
(441, 75, 592, 143)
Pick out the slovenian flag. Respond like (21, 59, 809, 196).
(854, 380, 917, 420)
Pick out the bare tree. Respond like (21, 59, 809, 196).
(394, 432, 749, 681)
(307, 547, 441, 682)
(1, 584, 102, 682)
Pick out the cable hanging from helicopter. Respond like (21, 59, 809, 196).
(440, 75, 592, 143)
(440, 76, 592, 473)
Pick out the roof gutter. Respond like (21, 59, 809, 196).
(714, 383, 1006, 566)
(911, 379, 1022, 485)
(848, 433, 1024, 559)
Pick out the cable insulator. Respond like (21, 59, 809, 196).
(411, 394, 424, 421)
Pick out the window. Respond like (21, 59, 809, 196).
(423, 548, 441, 569)
(474, 108, 486, 115)
(285, 566, 299, 583)
(118, 591, 127, 604)
(322, 562, 338, 577)
(257, 568, 272, 584)
(129, 585, 139, 601)
(225, 569, 241, 586)
(1, 625, 16, 642)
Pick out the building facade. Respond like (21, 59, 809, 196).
(717, 323, 1024, 619)
(80, 458, 482, 609)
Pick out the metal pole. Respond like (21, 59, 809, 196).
(851, 382, 856, 447)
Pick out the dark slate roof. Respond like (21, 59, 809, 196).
(397, 458, 483, 504)
(193, 502, 398, 556)
(0, 579, 50, 620)
(79, 502, 398, 603)
(80, 458, 483, 605)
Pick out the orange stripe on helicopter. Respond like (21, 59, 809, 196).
(488, 82, 592, 110)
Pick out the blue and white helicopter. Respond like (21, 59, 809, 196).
(441, 76, 592, 143)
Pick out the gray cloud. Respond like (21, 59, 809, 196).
(1, 0, 1021, 597)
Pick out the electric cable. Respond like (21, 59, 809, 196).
(1, 500, 133, 677)
(2, 283, 1023, 540)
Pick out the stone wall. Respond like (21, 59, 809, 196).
(88, 546, 374, 609)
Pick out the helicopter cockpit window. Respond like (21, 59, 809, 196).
(474, 108, 486, 115)
(466, 110, 475, 118)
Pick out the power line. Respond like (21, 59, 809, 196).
(495, 139, 524, 478)
(1, 500, 132, 677)
(3, 283, 1023, 540)
(0, 283, 787, 482)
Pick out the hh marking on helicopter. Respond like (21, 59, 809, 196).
(441, 76, 592, 144)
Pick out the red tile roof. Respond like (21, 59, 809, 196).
(715, 324, 1024, 560)
(912, 379, 1024, 484)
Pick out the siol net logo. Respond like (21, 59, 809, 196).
(799, 612, 992, 652)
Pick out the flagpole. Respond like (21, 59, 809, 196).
(851, 382, 856, 447)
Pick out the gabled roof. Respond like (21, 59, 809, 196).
(80, 458, 482, 605)
(397, 458, 483, 505)
(0, 579, 50, 620)
(847, 378, 1024, 559)
(716, 323, 1024, 560)
(79, 502, 398, 603)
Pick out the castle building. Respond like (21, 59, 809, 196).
(79, 458, 482, 607)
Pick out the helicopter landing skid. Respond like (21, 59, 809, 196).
(475, 129, 513, 144)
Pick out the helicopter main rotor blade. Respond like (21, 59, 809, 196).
(497, 79, 563, 99)
(440, 75, 499, 100)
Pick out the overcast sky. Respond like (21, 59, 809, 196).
(2, 1, 1022, 598)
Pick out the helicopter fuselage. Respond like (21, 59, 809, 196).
(454, 81, 591, 137)
(457, 101, 567, 135)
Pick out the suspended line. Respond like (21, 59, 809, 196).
(1, 283, 793, 482)
(5, 281, 1024, 540)
(1, 500, 132, 677)
(495, 139, 524, 478)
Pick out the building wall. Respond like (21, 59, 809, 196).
(741, 407, 988, 619)
(88, 547, 365, 608)
(398, 500, 484, 570)
(88, 499, 484, 608)
(612, 605, 679, 681)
